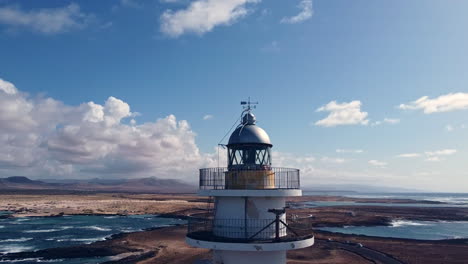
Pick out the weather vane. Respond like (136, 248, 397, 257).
(240, 97, 258, 112)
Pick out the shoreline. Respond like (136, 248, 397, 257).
(1, 193, 468, 263)
(2, 225, 468, 264)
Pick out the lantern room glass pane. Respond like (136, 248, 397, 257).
(227, 145, 272, 169)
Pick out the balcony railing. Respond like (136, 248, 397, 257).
(199, 167, 300, 190)
(187, 215, 313, 243)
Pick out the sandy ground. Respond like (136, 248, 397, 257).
(0, 193, 207, 217)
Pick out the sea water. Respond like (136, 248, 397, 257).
(301, 192, 468, 240)
(318, 220, 468, 240)
(0, 213, 186, 263)
(301, 192, 468, 207)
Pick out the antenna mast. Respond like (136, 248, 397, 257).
(240, 97, 258, 113)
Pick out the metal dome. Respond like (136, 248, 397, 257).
(228, 113, 272, 146)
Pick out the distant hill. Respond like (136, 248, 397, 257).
(0, 176, 196, 194)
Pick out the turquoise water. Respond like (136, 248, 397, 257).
(319, 220, 468, 240)
(0, 213, 186, 263)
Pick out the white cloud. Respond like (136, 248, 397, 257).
(160, 0, 259, 37)
(396, 149, 457, 162)
(203, 114, 214, 120)
(315, 100, 369, 127)
(372, 118, 400, 126)
(445, 125, 454, 132)
(368, 160, 387, 167)
(425, 149, 457, 158)
(0, 3, 93, 34)
(397, 153, 421, 158)
(336, 149, 363, 154)
(280, 0, 313, 24)
(0, 78, 216, 181)
(321, 157, 346, 164)
(0, 79, 18, 95)
(399, 93, 468, 114)
(383, 118, 400, 124)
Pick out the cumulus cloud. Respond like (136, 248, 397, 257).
(315, 100, 369, 127)
(0, 78, 216, 181)
(0, 3, 93, 34)
(280, 0, 313, 24)
(160, 0, 259, 37)
(399, 93, 468, 114)
(368, 160, 387, 167)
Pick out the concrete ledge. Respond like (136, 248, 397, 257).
(186, 236, 314, 251)
(198, 189, 302, 197)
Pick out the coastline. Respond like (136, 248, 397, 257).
(1, 193, 468, 263)
(2, 225, 468, 264)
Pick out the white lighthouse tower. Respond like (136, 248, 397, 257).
(186, 101, 314, 264)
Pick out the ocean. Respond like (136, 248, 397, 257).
(303, 192, 468, 240)
(0, 214, 186, 264)
(319, 220, 468, 240)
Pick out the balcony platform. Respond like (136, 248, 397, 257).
(198, 189, 302, 197)
(186, 235, 314, 251)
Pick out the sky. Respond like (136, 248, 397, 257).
(0, 0, 468, 192)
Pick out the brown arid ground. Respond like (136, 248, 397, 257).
(1, 193, 468, 263)
(0, 193, 208, 217)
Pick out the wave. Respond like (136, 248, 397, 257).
(15, 218, 31, 222)
(0, 225, 4, 229)
(0, 245, 34, 254)
(81, 226, 112, 231)
(0, 237, 33, 243)
(56, 237, 107, 243)
(0, 258, 64, 263)
(391, 220, 431, 227)
(23, 228, 62, 233)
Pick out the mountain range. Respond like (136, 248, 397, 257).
(0, 176, 196, 193)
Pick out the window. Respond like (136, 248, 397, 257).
(228, 145, 271, 168)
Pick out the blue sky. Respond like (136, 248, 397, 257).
(0, 0, 467, 191)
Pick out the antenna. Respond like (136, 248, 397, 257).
(240, 97, 258, 112)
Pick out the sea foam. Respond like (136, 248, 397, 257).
(390, 220, 431, 227)
(0, 244, 34, 254)
(0, 237, 33, 243)
(23, 229, 62, 233)
(81, 226, 112, 231)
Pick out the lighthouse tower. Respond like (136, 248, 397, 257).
(186, 101, 314, 264)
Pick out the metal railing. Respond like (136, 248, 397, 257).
(187, 216, 313, 243)
(199, 167, 300, 190)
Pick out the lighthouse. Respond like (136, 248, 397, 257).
(186, 101, 314, 264)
